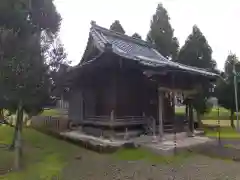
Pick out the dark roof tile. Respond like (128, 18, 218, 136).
(90, 23, 218, 78)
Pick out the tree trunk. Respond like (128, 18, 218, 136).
(185, 104, 189, 120)
(14, 101, 24, 171)
(9, 124, 18, 150)
(230, 110, 235, 128)
(196, 111, 203, 129)
(0, 109, 4, 120)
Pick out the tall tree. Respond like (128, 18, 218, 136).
(0, 30, 52, 168)
(147, 3, 179, 60)
(132, 33, 142, 39)
(216, 53, 240, 128)
(110, 20, 125, 34)
(0, 0, 61, 170)
(177, 25, 216, 126)
(177, 25, 216, 69)
(0, 0, 61, 38)
(224, 53, 239, 76)
(46, 37, 70, 99)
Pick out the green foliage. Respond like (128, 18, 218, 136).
(177, 25, 216, 115)
(177, 25, 216, 69)
(0, 0, 62, 116)
(0, 30, 50, 114)
(46, 37, 70, 92)
(110, 20, 125, 34)
(224, 53, 240, 77)
(175, 106, 235, 120)
(205, 127, 240, 139)
(216, 53, 240, 116)
(192, 95, 213, 115)
(216, 80, 235, 112)
(0, 0, 61, 38)
(132, 33, 142, 39)
(147, 3, 179, 60)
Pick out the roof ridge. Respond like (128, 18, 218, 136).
(90, 21, 153, 48)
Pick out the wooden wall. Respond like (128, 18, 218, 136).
(68, 89, 83, 123)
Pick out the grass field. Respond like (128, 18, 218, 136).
(175, 106, 236, 120)
(40, 108, 61, 117)
(0, 127, 195, 179)
(0, 126, 80, 180)
(204, 127, 240, 139)
(113, 148, 193, 164)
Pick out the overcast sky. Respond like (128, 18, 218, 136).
(55, 0, 240, 70)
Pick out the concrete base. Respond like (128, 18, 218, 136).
(60, 130, 210, 155)
(138, 136, 215, 156)
(60, 131, 133, 148)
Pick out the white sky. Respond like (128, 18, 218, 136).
(55, 0, 240, 70)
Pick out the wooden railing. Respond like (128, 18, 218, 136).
(85, 116, 110, 121)
(83, 115, 147, 127)
(31, 116, 69, 131)
(115, 116, 146, 123)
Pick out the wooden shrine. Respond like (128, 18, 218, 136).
(59, 21, 218, 139)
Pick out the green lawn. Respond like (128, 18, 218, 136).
(202, 119, 240, 127)
(40, 109, 61, 117)
(0, 126, 196, 179)
(113, 148, 193, 164)
(175, 106, 237, 120)
(204, 127, 240, 139)
(0, 126, 80, 180)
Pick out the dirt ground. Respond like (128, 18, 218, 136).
(61, 148, 240, 180)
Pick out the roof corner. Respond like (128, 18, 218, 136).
(91, 20, 97, 27)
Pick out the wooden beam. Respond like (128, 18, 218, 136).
(158, 87, 198, 94)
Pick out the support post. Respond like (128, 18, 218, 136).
(152, 117, 157, 141)
(158, 89, 164, 141)
(124, 128, 129, 140)
(188, 99, 195, 137)
(233, 64, 239, 131)
(80, 91, 84, 121)
(185, 103, 189, 133)
(110, 110, 115, 122)
(110, 110, 115, 141)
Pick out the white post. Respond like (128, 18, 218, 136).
(110, 110, 115, 141)
(152, 117, 157, 142)
(124, 128, 129, 140)
(158, 89, 164, 140)
(233, 64, 239, 131)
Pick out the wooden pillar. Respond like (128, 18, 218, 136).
(110, 110, 115, 122)
(110, 110, 115, 140)
(158, 89, 164, 140)
(185, 103, 189, 132)
(80, 92, 84, 121)
(188, 99, 194, 137)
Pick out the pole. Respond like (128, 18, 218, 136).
(171, 74, 177, 155)
(217, 101, 221, 146)
(233, 64, 239, 131)
(158, 89, 164, 141)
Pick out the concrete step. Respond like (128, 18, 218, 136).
(114, 130, 143, 139)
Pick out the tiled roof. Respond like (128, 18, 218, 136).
(89, 21, 218, 78)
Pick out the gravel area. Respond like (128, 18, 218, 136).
(61, 148, 240, 180)
(220, 139, 240, 149)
